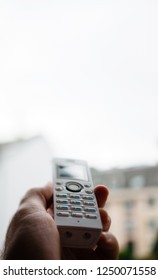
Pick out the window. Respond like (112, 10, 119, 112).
(124, 200, 135, 210)
(125, 219, 135, 233)
(148, 197, 157, 207)
(148, 220, 157, 231)
(129, 175, 145, 189)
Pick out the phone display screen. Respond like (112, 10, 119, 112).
(57, 163, 88, 181)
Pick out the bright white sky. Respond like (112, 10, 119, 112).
(0, 0, 158, 169)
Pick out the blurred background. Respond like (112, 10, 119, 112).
(0, 0, 158, 259)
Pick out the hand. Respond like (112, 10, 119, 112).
(3, 183, 119, 260)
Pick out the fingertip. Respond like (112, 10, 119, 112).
(94, 185, 109, 195)
(40, 182, 53, 202)
(94, 185, 109, 208)
(43, 181, 53, 190)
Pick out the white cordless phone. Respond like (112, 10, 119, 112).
(53, 158, 102, 248)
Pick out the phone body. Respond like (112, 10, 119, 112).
(52, 158, 102, 248)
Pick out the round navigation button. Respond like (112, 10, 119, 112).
(66, 182, 83, 192)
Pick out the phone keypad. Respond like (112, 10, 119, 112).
(56, 192, 98, 219)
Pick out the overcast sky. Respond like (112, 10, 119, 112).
(0, 0, 158, 169)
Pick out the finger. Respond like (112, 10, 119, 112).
(19, 182, 53, 210)
(47, 204, 54, 217)
(47, 207, 54, 217)
(99, 209, 111, 231)
(39, 182, 53, 208)
(94, 185, 109, 208)
(95, 232, 119, 259)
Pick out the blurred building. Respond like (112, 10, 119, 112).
(0, 136, 52, 250)
(91, 166, 158, 258)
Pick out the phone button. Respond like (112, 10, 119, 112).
(71, 206, 82, 211)
(56, 181, 62, 185)
(70, 200, 81, 205)
(57, 212, 69, 217)
(55, 186, 64, 191)
(84, 207, 96, 212)
(69, 194, 81, 199)
(56, 199, 68, 204)
(85, 214, 97, 219)
(56, 193, 68, 198)
(82, 195, 94, 200)
(83, 201, 95, 206)
(85, 189, 93, 194)
(57, 205, 69, 210)
(72, 212, 83, 218)
(84, 184, 91, 188)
